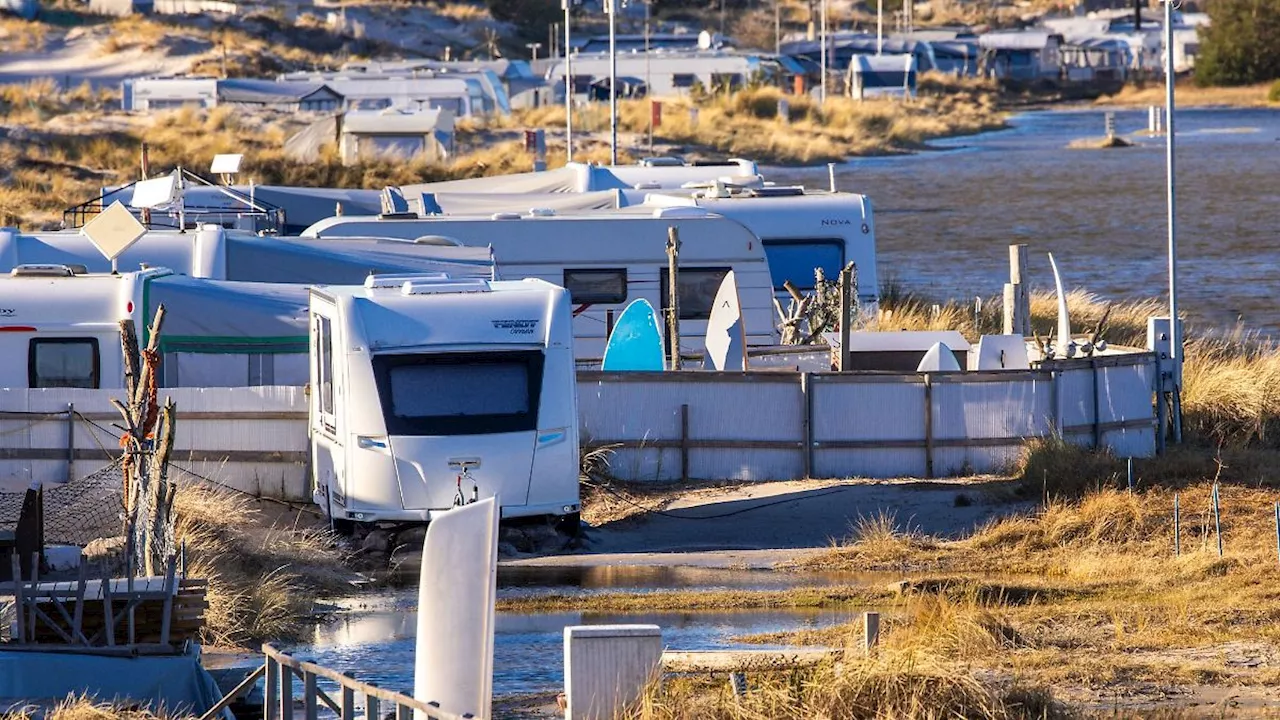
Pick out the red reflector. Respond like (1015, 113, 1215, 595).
(0, 326, 36, 332)
(127, 301, 134, 313)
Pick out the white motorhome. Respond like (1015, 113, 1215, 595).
(0, 265, 311, 389)
(308, 275, 580, 528)
(301, 211, 777, 359)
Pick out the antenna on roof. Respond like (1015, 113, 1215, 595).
(210, 153, 244, 186)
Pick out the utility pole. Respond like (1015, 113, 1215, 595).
(1164, 0, 1182, 443)
(563, 0, 575, 162)
(819, 0, 828, 104)
(608, 0, 618, 164)
(877, 0, 883, 54)
(775, 0, 781, 55)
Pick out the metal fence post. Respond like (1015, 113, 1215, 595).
(801, 373, 813, 479)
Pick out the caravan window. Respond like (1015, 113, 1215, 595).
(661, 267, 731, 321)
(29, 339, 99, 389)
(371, 351, 544, 436)
(672, 74, 698, 89)
(563, 269, 628, 304)
(762, 239, 845, 291)
(316, 316, 335, 419)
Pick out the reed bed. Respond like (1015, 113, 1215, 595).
(173, 481, 351, 646)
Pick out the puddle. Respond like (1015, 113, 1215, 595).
(294, 604, 858, 697)
(496, 564, 897, 597)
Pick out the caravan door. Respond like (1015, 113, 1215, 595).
(372, 350, 539, 514)
(310, 311, 347, 515)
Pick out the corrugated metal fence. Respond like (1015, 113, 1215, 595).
(0, 386, 308, 500)
(0, 353, 1157, 502)
(579, 353, 1157, 482)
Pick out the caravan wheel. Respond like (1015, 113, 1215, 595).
(555, 511, 582, 538)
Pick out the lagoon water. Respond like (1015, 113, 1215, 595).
(774, 107, 1280, 334)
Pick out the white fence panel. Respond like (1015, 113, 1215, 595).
(931, 374, 1051, 475)
(812, 378, 927, 479)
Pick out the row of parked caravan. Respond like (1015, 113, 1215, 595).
(0, 159, 880, 530)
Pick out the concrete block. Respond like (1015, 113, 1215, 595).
(563, 624, 662, 720)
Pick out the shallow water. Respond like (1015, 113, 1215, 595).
(288, 565, 885, 697)
(295, 599, 856, 697)
(773, 107, 1280, 334)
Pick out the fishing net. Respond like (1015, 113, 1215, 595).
(0, 461, 125, 548)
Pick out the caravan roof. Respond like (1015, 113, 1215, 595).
(0, 226, 494, 282)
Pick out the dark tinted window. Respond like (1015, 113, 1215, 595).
(661, 267, 731, 321)
(564, 269, 628, 304)
(762, 240, 845, 291)
(371, 351, 544, 436)
(29, 339, 99, 389)
(672, 74, 698, 88)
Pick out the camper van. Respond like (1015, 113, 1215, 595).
(0, 265, 311, 389)
(308, 275, 580, 528)
(301, 211, 777, 359)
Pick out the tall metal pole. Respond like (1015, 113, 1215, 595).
(1164, 0, 1182, 443)
(876, 0, 883, 54)
(819, 0, 827, 104)
(608, 0, 618, 164)
(563, 0, 574, 162)
(646, 0, 653, 155)
(775, 0, 780, 55)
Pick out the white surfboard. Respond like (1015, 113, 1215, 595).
(916, 341, 961, 372)
(414, 497, 499, 720)
(702, 270, 747, 371)
(971, 335, 1031, 370)
(1047, 253, 1074, 358)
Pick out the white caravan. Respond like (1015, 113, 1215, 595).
(0, 226, 495, 282)
(0, 266, 311, 389)
(638, 188, 880, 310)
(300, 211, 777, 358)
(407, 186, 881, 311)
(308, 275, 580, 527)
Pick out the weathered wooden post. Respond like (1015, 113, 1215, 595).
(837, 262, 856, 371)
(1003, 244, 1030, 336)
(666, 227, 681, 371)
(115, 307, 178, 576)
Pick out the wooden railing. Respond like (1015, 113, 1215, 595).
(200, 643, 474, 720)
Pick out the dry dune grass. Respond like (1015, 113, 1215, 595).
(4, 695, 165, 720)
(511, 76, 1004, 165)
(0, 15, 51, 52)
(173, 481, 351, 646)
(632, 650, 1063, 720)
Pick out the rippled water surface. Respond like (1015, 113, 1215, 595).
(773, 108, 1280, 333)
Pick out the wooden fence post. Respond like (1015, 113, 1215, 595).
(863, 612, 880, 654)
(838, 262, 855, 371)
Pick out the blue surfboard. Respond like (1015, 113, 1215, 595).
(602, 299, 666, 371)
